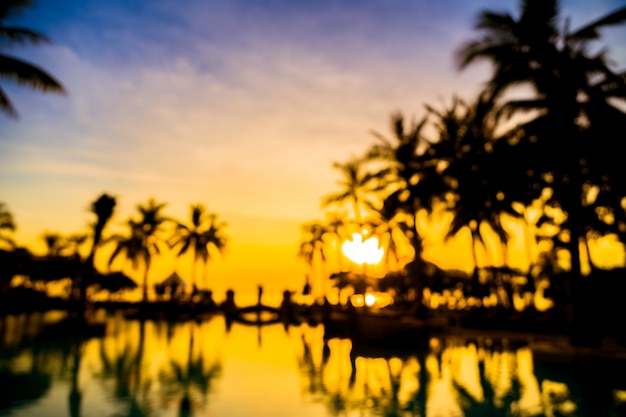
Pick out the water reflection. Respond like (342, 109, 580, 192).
(0, 313, 625, 416)
(296, 332, 626, 417)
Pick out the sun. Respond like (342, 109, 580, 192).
(341, 232, 384, 266)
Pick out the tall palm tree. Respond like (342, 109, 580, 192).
(322, 157, 380, 222)
(0, 202, 16, 247)
(458, 0, 626, 332)
(159, 324, 222, 416)
(109, 199, 168, 303)
(71, 193, 117, 302)
(298, 221, 329, 297)
(366, 113, 446, 309)
(169, 204, 227, 293)
(323, 210, 351, 272)
(361, 206, 409, 273)
(431, 96, 523, 275)
(41, 231, 65, 257)
(457, 0, 626, 279)
(86, 194, 116, 268)
(0, 0, 65, 118)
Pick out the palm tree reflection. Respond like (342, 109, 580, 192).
(294, 332, 624, 416)
(296, 329, 432, 417)
(159, 322, 222, 417)
(449, 342, 522, 417)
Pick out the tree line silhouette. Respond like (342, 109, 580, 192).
(0, 194, 228, 307)
(298, 0, 626, 334)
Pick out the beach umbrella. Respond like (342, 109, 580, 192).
(90, 272, 137, 293)
(159, 272, 187, 288)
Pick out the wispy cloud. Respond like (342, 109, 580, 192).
(4, 0, 622, 281)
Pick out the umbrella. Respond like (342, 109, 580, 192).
(90, 272, 138, 293)
(159, 272, 187, 288)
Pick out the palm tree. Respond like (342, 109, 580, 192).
(0, 0, 65, 118)
(458, 0, 626, 333)
(298, 221, 329, 297)
(169, 204, 227, 293)
(365, 113, 446, 309)
(0, 202, 16, 247)
(457, 0, 626, 279)
(108, 199, 168, 303)
(159, 324, 222, 416)
(322, 157, 380, 222)
(70, 193, 117, 302)
(361, 206, 409, 273)
(431, 96, 522, 273)
(41, 231, 65, 257)
(323, 210, 351, 272)
(86, 194, 116, 268)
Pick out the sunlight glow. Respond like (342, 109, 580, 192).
(352, 292, 394, 309)
(341, 232, 384, 265)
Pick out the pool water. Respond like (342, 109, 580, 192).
(0, 311, 624, 417)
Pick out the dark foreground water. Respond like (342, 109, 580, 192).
(0, 311, 624, 417)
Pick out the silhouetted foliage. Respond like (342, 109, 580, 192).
(0, 0, 65, 118)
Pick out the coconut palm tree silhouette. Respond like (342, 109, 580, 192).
(41, 231, 65, 257)
(323, 157, 379, 222)
(108, 199, 168, 303)
(298, 221, 329, 297)
(169, 204, 227, 293)
(0, 203, 16, 247)
(428, 95, 523, 298)
(0, 0, 65, 118)
(457, 0, 626, 333)
(366, 113, 446, 309)
(457, 0, 626, 279)
(76, 194, 116, 302)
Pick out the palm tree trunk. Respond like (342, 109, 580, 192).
(409, 216, 425, 312)
(353, 197, 361, 223)
(130, 319, 146, 413)
(202, 261, 208, 290)
(523, 220, 536, 274)
(68, 340, 83, 417)
(582, 231, 595, 272)
(470, 231, 479, 281)
(142, 257, 150, 303)
(190, 252, 197, 294)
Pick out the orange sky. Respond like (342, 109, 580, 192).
(1, 0, 624, 299)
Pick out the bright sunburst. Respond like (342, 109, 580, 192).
(341, 232, 384, 265)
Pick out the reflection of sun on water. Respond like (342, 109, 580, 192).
(341, 232, 384, 266)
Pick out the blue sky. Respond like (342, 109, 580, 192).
(1, 0, 625, 295)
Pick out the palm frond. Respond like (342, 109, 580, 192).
(0, 26, 49, 44)
(0, 84, 17, 118)
(0, 0, 33, 20)
(568, 7, 626, 42)
(0, 54, 65, 92)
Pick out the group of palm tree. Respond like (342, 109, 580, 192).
(299, 0, 626, 317)
(0, 194, 228, 304)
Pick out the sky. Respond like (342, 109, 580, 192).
(1, 0, 625, 298)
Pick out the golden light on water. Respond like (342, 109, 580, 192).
(341, 232, 384, 266)
(350, 292, 393, 308)
(364, 293, 376, 307)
